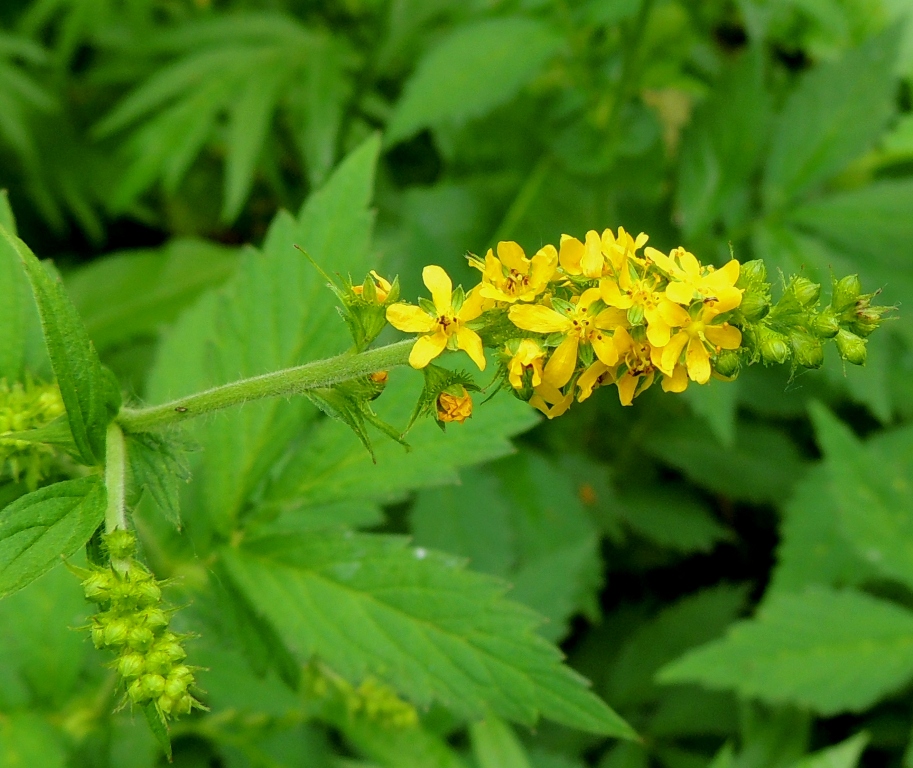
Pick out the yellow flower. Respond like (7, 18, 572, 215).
(529, 382, 574, 419)
(353, 270, 393, 303)
(437, 388, 473, 424)
(508, 288, 622, 388)
(476, 241, 557, 303)
(559, 227, 648, 286)
(659, 303, 742, 384)
(600, 274, 678, 347)
(386, 265, 486, 370)
(507, 339, 546, 389)
(612, 327, 665, 406)
(601, 227, 649, 289)
(577, 360, 613, 402)
(647, 247, 742, 310)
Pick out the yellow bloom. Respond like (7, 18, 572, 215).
(386, 265, 486, 370)
(600, 274, 678, 347)
(437, 388, 473, 424)
(559, 227, 648, 286)
(577, 360, 613, 402)
(612, 327, 664, 406)
(601, 227, 649, 289)
(507, 339, 546, 389)
(529, 382, 574, 419)
(508, 288, 622, 388)
(659, 303, 742, 384)
(476, 241, 557, 303)
(647, 247, 742, 310)
(353, 270, 393, 303)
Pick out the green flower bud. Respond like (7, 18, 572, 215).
(814, 308, 840, 338)
(138, 607, 169, 630)
(174, 694, 194, 716)
(171, 665, 194, 684)
(91, 624, 106, 649)
(103, 619, 131, 648)
(789, 277, 821, 307)
(626, 304, 645, 327)
(758, 327, 791, 365)
(835, 329, 867, 365)
(127, 626, 155, 652)
(82, 571, 114, 602)
(737, 259, 767, 285)
(155, 636, 187, 663)
(134, 581, 162, 608)
(104, 530, 136, 560)
(127, 679, 149, 704)
(144, 650, 171, 676)
(165, 676, 188, 699)
(117, 653, 146, 680)
(713, 350, 742, 379)
(851, 306, 883, 337)
(790, 331, 824, 369)
(739, 291, 770, 322)
(832, 275, 861, 312)
(140, 674, 166, 698)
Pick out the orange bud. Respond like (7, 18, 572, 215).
(436, 388, 473, 424)
(370, 371, 389, 385)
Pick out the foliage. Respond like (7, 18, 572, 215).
(1, 0, 913, 765)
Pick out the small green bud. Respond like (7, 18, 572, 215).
(138, 607, 169, 630)
(127, 679, 149, 704)
(790, 331, 824, 369)
(117, 653, 146, 680)
(171, 665, 194, 684)
(851, 305, 883, 337)
(104, 530, 136, 560)
(144, 650, 171, 676)
(155, 637, 187, 663)
(713, 350, 742, 379)
(91, 624, 106, 649)
(814, 308, 840, 338)
(165, 676, 188, 699)
(835, 329, 867, 365)
(103, 619, 131, 648)
(626, 305, 645, 326)
(758, 327, 791, 365)
(134, 581, 162, 608)
(174, 694, 194, 716)
(737, 259, 767, 285)
(739, 291, 770, 322)
(832, 275, 862, 312)
(127, 626, 155, 652)
(789, 276, 821, 307)
(140, 673, 166, 698)
(157, 695, 175, 716)
(82, 571, 114, 602)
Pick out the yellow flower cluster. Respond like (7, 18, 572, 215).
(386, 228, 744, 418)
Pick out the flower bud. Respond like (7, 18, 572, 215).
(104, 530, 136, 560)
(713, 350, 742, 378)
(737, 259, 767, 285)
(157, 695, 176, 715)
(134, 581, 162, 607)
(127, 626, 155, 651)
(436, 388, 473, 424)
(82, 571, 114, 602)
(174, 694, 194, 716)
(790, 331, 824, 369)
(626, 305, 645, 327)
(851, 306, 883, 337)
(103, 619, 131, 648)
(758, 327, 791, 365)
(814, 308, 840, 338)
(832, 275, 861, 312)
(165, 676, 188, 699)
(140, 673, 166, 698)
(138, 607, 169, 630)
(91, 624, 106, 649)
(789, 277, 821, 307)
(155, 636, 188, 663)
(739, 291, 770, 322)
(144, 650, 171, 675)
(835, 329, 867, 365)
(117, 653, 146, 680)
(127, 679, 149, 704)
(369, 371, 389, 386)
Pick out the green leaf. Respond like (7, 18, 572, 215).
(127, 433, 190, 530)
(1, 227, 110, 465)
(676, 47, 771, 238)
(0, 714, 67, 768)
(220, 529, 635, 738)
(0, 475, 105, 597)
(146, 136, 380, 540)
(658, 588, 913, 715)
(65, 238, 239, 352)
(411, 453, 602, 642)
(386, 17, 563, 145)
(142, 702, 172, 761)
(340, 719, 468, 768)
(763, 27, 901, 209)
(789, 734, 868, 768)
(471, 716, 533, 768)
(809, 404, 913, 591)
(606, 584, 748, 709)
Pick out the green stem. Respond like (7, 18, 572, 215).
(104, 422, 127, 533)
(116, 339, 414, 434)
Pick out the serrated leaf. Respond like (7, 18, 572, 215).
(471, 716, 533, 768)
(2, 227, 110, 465)
(676, 46, 771, 238)
(789, 734, 868, 768)
(65, 238, 239, 352)
(0, 476, 105, 597)
(146, 136, 380, 541)
(658, 588, 913, 715)
(127, 433, 190, 529)
(763, 27, 901, 210)
(220, 529, 635, 738)
(142, 702, 172, 761)
(386, 17, 563, 145)
(809, 404, 913, 591)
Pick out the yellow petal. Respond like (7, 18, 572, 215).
(600, 279, 631, 309)
(633, 232, 649, 250)
(709, 259, 740, 287)
(666, 280, 695, 305)
(661, 331, 689, 375)
(578, 286, 602, 309)
(705, 322, 742, 350)
(559, 235, 584, 275)
(591, 330, 619, 366)
(613, 325, 634, 354)
(422, 265, 452, 314)
(686, 338, 711, 383)
(658, 299, 690, 327)
(409, 332, 448, 368)
(678, 249, 701, 277)
(530, 244, 558, 284)
(707, 286, 743, 314)
(456, 327, 486, 370)
(661, 364, 688, 393)
(581, 230, 604, 278)
(509, 304, 570, 333)
(645, 315, 671, 348)
(594, 306, 628, 330)
(386, 303, 437, 333)
(577, 361, 609, 402)
(458, 284, 486, 321)
(616, 373, 638, 406)
(531, 383, 574, 419)
(497, 240, 528, 272)
(543, 335, 579, 388)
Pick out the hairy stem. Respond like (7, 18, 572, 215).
(116, 339, 414, 434)
(104, 421, 127, 533)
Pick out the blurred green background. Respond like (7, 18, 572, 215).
(3, 0, 913, 766)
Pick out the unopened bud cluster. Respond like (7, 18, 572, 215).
(81, 530, 202, 722)
(377, 227, 892, 420)
(735, 264, 891, 372)
(304, 663, 418, 729)
(0, 378, 65, 488)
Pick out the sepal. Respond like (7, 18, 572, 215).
(406, 364, 480, 433)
